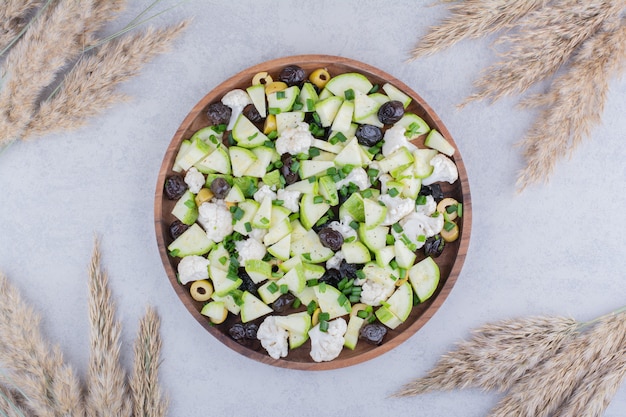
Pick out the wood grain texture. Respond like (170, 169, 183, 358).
(154, 55, 471, 370)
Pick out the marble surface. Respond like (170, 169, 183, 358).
(1, 1, 625, 416)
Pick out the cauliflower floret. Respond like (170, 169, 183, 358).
(378, 194, 415, 226)
(221, 89, 252, 130)
(335, 167, 370, 191)
(253, 184, 277, 203)
(360, 279, 395, 306)
(381, 124, 417, 157)
(257, 316, 289, 360)
(184, 167, 205, 194)
(235, 238, 267, 264)
(248, 227, 268, 242)
(197, 200, 233, 243)
(326, 250, 345, 271)
(415, 194, 437, 216)
(327, 218, 357, 241)
(392, 211, 444, 249)
(275, 121, 313, 155)
(177, 255, 210, 285)
(309, 318, 347, 363)
(276, 189, 301, 213)
(422, 154, 459, 185)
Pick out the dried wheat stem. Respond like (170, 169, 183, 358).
(129, 306, 168, 417)
(488, 312, 626, 417)
(515, 20, 626, 191)
(0, 383, 30, 417)
(464, 0, 626, 104)
(0, 0, 96, 146)
(393, 315, 578, 397)
(85, 238, 131, 417)
(409, 0, 547, 60)
(0, 0, 44, 53)
(22, 20, 189, 139)
(0, 272, 83, 417)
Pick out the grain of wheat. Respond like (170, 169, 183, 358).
(129, 306, 168, 417)
(464, 0, 625, 104)
(21, 21, 189, 139)
(0, 272, 83, 417)
(85, 239, 131, 417)
(0, 0, 96, 146)
(516, 20, 626, 190)
(488, 312, 626, 417)
(393, 315, 578, 396)
(409, 0, 547, 60)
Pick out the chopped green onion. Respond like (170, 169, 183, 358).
(355, 269, 365, 280)
(344, 236, 356, 243)
(307, 300, 318, 315)
(292, 102, 303, 110)
(444, 221, 456, 231)
(231, 206, 245, 221)
(319, 312, 330, 322)
(344, 88, 355, 100)
(276, 90, 286, 99)
(446, 204, 458, 214)
(320, 320, 329, 332)
(368, 84, 379, 94)
(306, 98, 315, 111)
(302, 252, 312, 261)
(357, 310, 369, 319)
(306, 278, 319, 287)
(218, 256, 228, 265)
(392, 223, 403, 233)
(268, 107, 281, 115)
(388, 188, 399, 197)
(260, 217, 270, 225)
(337, 293, 349, 306)
(341, 164, 354, 174)
(362, 189, 373, 198)
(349, 294, 361, 303)
(326, 167, 337, 175)
(274, 160, 283, 168)
(308, 176, 317, 183)
(244, 222, 252, 232)
(417, 234, 426, 242)
(279, 284, 289, 294)
(290, 161, 300, 173)
(273, 199, 284, 206)
(313, 195, 324, 204)
(349, 220, 359, 230)
(415, 195, 427, 205)
(386, 234, 395, 245)
(267, 282, 279, 294)
(318, 282, 327, 293)
(457, 203, 463, 218)
(292, 298, 302, 309)
(247, 132, 258, 141)
(309, 147, 320, 157)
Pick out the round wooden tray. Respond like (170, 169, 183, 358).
(154, 55, 471, 370)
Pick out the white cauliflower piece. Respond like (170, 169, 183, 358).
(253, 184, 277, 203)
(275, 121, 313, 155)
(257, 316, 289, 360)
(309, 318, 347, 363)
(326, 250, 345, 271)
(378, 194, 415, 226)
(248, 227, 268, 242)
(335, 167, 370, 191)
(360, 279, 395, 306)
(381, 124, 417, 157)
(276, 189, 301, 213)
(415, 194, 437, 216)
(197, 200, 233, 243)
(392, 211, 444, 249)
(422, 154, 459, 185)
(221, 89, 252, 130)
(177, 255, 210, 285)
(327, 218, 357, 241)
(184, 167, 205, 194)
(235, 238, 267, 264)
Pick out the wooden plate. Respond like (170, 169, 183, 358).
(154, 55, 471, 370)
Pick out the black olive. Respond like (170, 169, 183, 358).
(210, 177, 231, 199)
(238, 270, 258, 295)
(243, 103, 262, 123)
(244, 323, 259, 339)
(229, 323, 246, 342)
(378, 100, 405, 124)
(280, 153, 299, 185)
(360, 323, 388, 345)
(318, 227, 344, 252)
(419, 184, 444, 200)
(424, 235, 445, 258)
(206, 102, 232, 126)
(169, 220, 189, 240)
(164, 175, 187, 200)
(355, 124, 383, 146)
(339, 260, 361, 279)
(278, 65, 306, 86)
(319, 268, 341, 287)
(272, 293, 296, 313)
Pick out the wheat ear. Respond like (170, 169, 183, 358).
(21, 20, 189, 139)
(0, 272, 83, 417)
(85, 238, 131, 417)
(0, 383, 31, 417)
(515, 20, 626, 191)
(0, 0, 45, 54)
(408, 0, 547, 60)
(0, 0, 96, 146)
(464, 0, 625, 104)
(393, 315, 578, 396)
(129, 306, 168, 417)
(487, 312, 626, 417)
(80, 0, 127, 47)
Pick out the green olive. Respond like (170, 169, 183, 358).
(309, 68, 330, 89)
(190, 279, 213, 302)
(252, 71, 273, 86)
(265, 81, 288, 95)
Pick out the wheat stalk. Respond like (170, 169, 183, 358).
(393, 315, 578, 396)
(464, 0, 626, 104)
(0, 272, 83, 417)
(408, 0, 547, 60)
(487, 312, 626, 417)
(129, 306, 168, 417)
(85, 238, 131, 417)
(0, 382, 30, 417)
(515, 19, 626, 191)
(0, 0, 44, 53)
(0, 0, 95, 147)
(21, 20, 189, 139)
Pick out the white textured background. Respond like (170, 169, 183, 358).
(1, 1, 625, 416)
